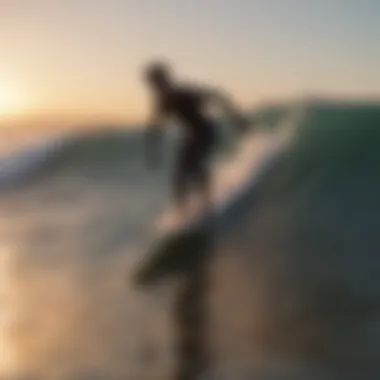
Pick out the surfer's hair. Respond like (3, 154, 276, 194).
(144, 61, 172, 84)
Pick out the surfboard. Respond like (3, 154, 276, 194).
(134, 129, 281, 285)
(133, 108, 305, 287)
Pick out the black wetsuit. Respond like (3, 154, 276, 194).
(156, 85, 217, 199)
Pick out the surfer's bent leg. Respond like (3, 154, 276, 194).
(193, 138, 214, 211)
(173, 139, 192, 215)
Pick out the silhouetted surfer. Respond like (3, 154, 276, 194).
(143, 61, 247, 217)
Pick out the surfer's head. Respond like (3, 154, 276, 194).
(143, 61, 173, 90)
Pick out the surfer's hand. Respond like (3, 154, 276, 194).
(145, 126, 163, 170)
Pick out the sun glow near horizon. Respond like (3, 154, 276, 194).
(1, 0, 379, 129)
(0, 81, 35, 118)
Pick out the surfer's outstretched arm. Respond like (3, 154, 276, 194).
(145, 122, 162, 169)
(203, 87, 249, 133)
(204, 88, 237, 114)
(145, 106, 168, 169)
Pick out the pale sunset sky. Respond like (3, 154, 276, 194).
(0, 0, 379, 126)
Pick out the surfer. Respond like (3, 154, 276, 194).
(143, 61, 248, 216)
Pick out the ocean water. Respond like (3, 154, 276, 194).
(0, 102, 380, 379)
(0, 116, 272, 379)
(0, 127, 178, 379)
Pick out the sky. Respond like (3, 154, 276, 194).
(0, 0, 379, 126)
